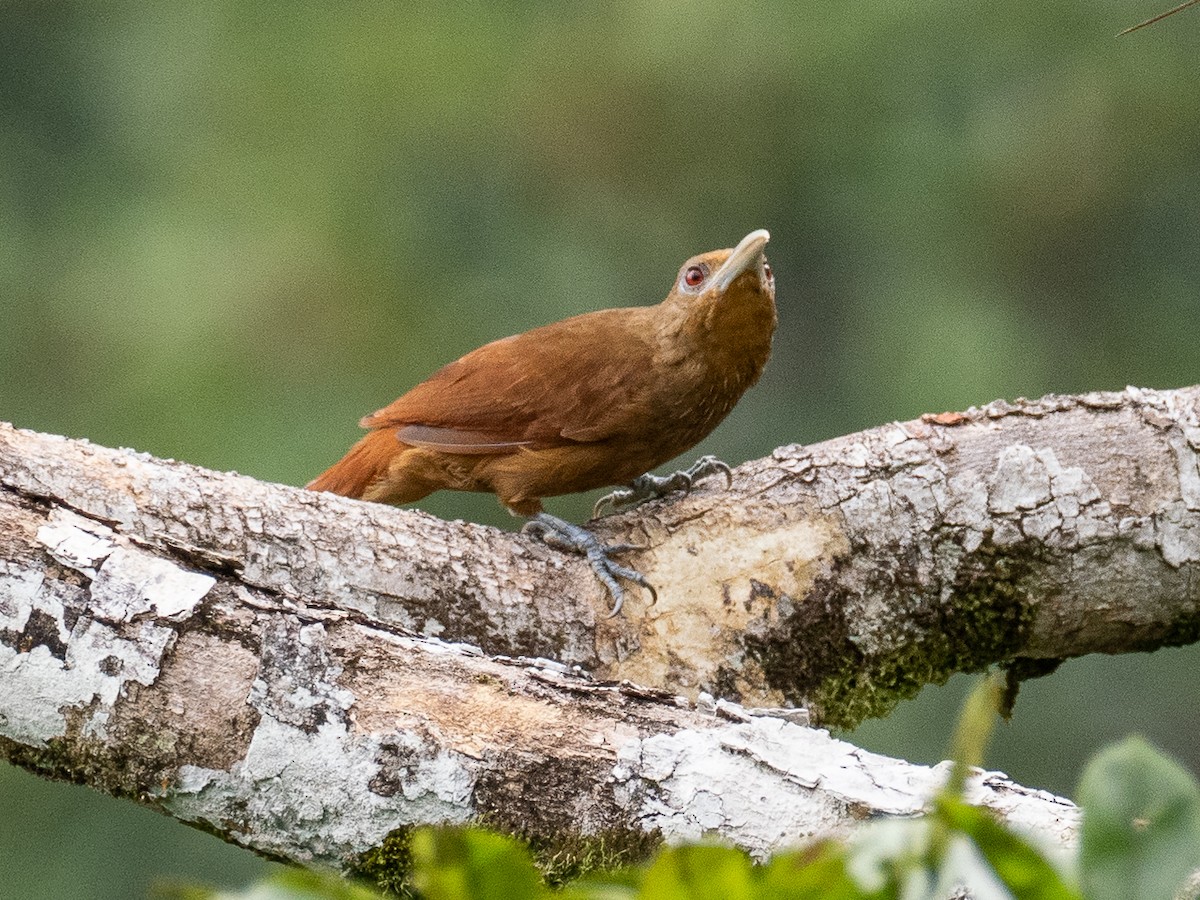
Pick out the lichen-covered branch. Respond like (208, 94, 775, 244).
(7, 385, 1192, 869)
(4, 385, 1200, 730)
(0, 497, 1077, 870)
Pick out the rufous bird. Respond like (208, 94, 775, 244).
(308, 229, 777, 614)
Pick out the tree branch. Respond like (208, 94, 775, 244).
(5, 385, 1200, 725)
(0, 504, 1076, 869)
(1, 383, 1197, 869)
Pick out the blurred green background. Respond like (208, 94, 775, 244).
(2, 0, 1198, 896)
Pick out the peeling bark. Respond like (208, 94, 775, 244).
(1, 384, 1198, 869)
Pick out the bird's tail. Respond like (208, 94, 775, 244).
(306, 429, 401, 499)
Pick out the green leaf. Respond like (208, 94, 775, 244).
(945, 674, 1005, 797)
(637, 845, 754, 900)
(759, 840, 874, 899)
(556, 866, 641, 900)
(409, 827, 545, 900)
(936, 796, 1081, 900)
(1078, 736, 1200, 900)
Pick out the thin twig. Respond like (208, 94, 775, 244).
(1120, 0, 1200, 35)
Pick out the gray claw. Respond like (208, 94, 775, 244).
(688, 455, 734, 489)
(593, 454, 734, 518)
(523, 513, 656, 616)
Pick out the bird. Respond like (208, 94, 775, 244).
(308, 229, 777, 614)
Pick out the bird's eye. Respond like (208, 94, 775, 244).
(763, 262, 773, 282)
(684, 265, 706, 288)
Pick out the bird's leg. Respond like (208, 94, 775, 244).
(522, 513, 656, 617)
(593, 455, 734, 518)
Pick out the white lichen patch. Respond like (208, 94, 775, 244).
(842, 478, 923, 548)
(36, 508, 215, 622)
(611, 719, 850, 857)
(0, 611, 176, 745)
(73, 619, 177, 737)
(611, 716, 1079, 860)
(89, 548, 216, 622)
(253, 620, 357, 731)
(1129, 394, 1200, 565)
(1157, 501, 1200, 566)
(0, 562, 43, 630)
(944, 472, 989, 550)
(981, 446, 1115, 552)
(1169, 430, 1200, 512)
(166, 713, 476, 865)
(0, 508, 215, 745)
(37, 509, 118, 577)
(156, 613, 477, 864)
(1176, 436, 1200, 513)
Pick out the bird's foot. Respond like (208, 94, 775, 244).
(522, 512, 656, 617)
(593, 455, 733, 518)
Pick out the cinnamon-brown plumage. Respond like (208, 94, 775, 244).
(308, 230, 776, 518)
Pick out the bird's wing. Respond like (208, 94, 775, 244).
(360, 307, 659, 451)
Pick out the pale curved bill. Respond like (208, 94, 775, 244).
(711, 228, 770, 292)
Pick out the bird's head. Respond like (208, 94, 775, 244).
(663, 229, 777, 355)
(673, 228, 773, 302)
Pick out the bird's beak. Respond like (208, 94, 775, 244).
(711, 229, 770, 292)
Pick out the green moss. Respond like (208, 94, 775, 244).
(1000, 657, 1063, 718)
(348, 827, 416, 898)
(749, 537, 1046, 729)
(1149, 607, 1200, 652)
(349, 822, 660, 895)
(824, 540, 1043, 727)
(810, 640, 954, 730)
(0, 729, 145, 801)
(524, 826, 661, 887)
(471, 808, 662, 886)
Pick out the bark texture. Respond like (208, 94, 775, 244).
(4, 385, 1200, 727)
(0, 500, 1076, 870)
(1, 384, 1198, 869)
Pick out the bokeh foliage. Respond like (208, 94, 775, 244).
(2, 1, 1199, 897)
